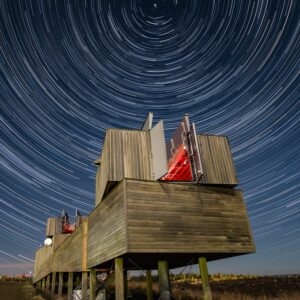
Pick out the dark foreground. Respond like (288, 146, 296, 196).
(0, 281, 36, 300)
(1, 275, 300, 299)
(126, 275, 300, 300)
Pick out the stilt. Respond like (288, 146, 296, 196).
(58, 272, 64, 297)
(37, 280, 41, 290)
(90, 269, 97, 300)
(46, 275, 51, 292)
(67, 272, 74, 300)
(158, 260, 171, 300)
(124, 269, 128, 299)
(198, 257, 212, 300)
(146, 270, 153, 300)
(115, 257, 124, 300)
(82, 271, 88, 300)
(41, 278, 46, 291)
(51, 272, 56, 296)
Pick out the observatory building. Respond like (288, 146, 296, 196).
(33, 113, 255, 300)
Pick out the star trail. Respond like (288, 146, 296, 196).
(0, 0, 299, 275)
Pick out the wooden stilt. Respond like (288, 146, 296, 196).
(115, 257, 124, 300)
(67, 272, 74, 300)
(51, 272, 56, 296)
(37, 280, 41, 290)
(158, 260, 171, 300)
(90, 269, 97, 300)
(58, 272, 64, 297)
(146, 270, 153, 300)
(82, 271, 88, 300)
(42, 278, 46, 291)
(198, 257, 212, 300)
(124, 269, 128, 299)
(46, 275, 51, 292)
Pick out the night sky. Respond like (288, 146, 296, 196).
(0, 0, 299, 275)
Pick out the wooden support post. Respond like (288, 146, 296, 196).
(46, 275, 51, 292)
(158, 260, 171, 300)
(51, 272, 56, 296)
(115, 257, 124, 300)
(198, 257, 212, 300)
(37, 280, 41, 290)
(90, 269, 97, 300)
(67, 272, 74, 300)
(124, 269, 128, 299)
(42, 278, 46, 291)
(146, 270, 153, 300)
(58, 272, 64, 297)
(82, 271, 88, 300)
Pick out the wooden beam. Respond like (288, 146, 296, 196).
(67, 272, 73, 300)
(90, 269, 97, 300)
(58, 272, 63, 297)
(146, 270, 153, 300)
(115, 257, 124, 300)
(82, 271, 88, 300)
(51, 272, 56, 296)
(158, 260, 171, 300)
(198, 257, 212, 300)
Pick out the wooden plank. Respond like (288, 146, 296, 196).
(197, 135, 238, 185)
(88, 181, 127, 268)
(95, 129, 153, 205)
(125, 180, 255, 254)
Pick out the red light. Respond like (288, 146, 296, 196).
(161, 144, 193, 181)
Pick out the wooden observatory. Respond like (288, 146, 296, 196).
(33, 113, 255, 300)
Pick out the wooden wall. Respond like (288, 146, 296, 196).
(34, 222, 87, 282)
(95, 129, 153, 205)
(88, 181, 127, 268)
(197, 135, 238, 185)
(125, 179, 254, 255)
(34, 246, 53, 282)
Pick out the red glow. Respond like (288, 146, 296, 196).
(63, 224, 75, 234)
(161, 144, 193, 181)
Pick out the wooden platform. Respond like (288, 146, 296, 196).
(34, 179, 255, 282)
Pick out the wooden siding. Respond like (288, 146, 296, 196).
(125, 180, 254, 254)
(46, 217, 62, 236)
(197, 135, 238, 185)
(51, 221, 87, 272)
(88, 181, 127, 268)
(95, 129, 152, 205)
(34, 246, 53, 282)
(34, 222, 88, 282)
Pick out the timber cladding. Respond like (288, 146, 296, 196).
(95, 129, 153, 206)
(88, 181, 127, 268)
(125, 180, 255, 254)
(197, 135, 238, 186)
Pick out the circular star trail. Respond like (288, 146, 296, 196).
(0, 0, 299, 274)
